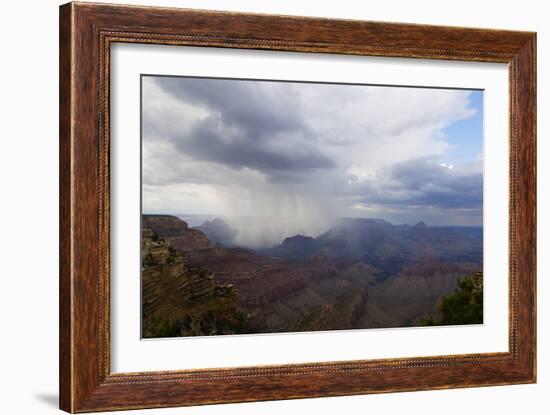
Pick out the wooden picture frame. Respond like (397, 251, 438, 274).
(59, 2, 536, 412)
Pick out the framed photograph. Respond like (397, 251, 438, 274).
(59, 2, 536, 412)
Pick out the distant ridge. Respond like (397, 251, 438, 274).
(413, 221, 427, 229)
(265, 217, 482, 274)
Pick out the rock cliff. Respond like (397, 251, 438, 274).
(141, 226, 249, 338)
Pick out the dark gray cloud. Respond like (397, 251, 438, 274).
(351, 156, 482, 210)
(177, 115, 334, 176)
(155, 77, 304, 136)
(151, 77, 335, 180)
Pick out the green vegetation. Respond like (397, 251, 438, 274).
(421, 272, 483, 326)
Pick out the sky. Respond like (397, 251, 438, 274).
(142, 75, 483, 245)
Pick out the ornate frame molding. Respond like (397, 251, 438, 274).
(60, 2, 536, 412)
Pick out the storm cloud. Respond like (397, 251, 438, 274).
(354, 156, 483, 209)
(149, 77, 335, 181)
(142, 75, 483, 245)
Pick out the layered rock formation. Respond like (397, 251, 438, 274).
(293, 288, 367, 332)
(143, 215, 213, 252)
(141, 214, 482, 335)
(354, 261, 478, 328)
(143, 216, 329, 317)
(141, 226, 249, 338)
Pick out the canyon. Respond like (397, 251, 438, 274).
(141, 214, 483, 337)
